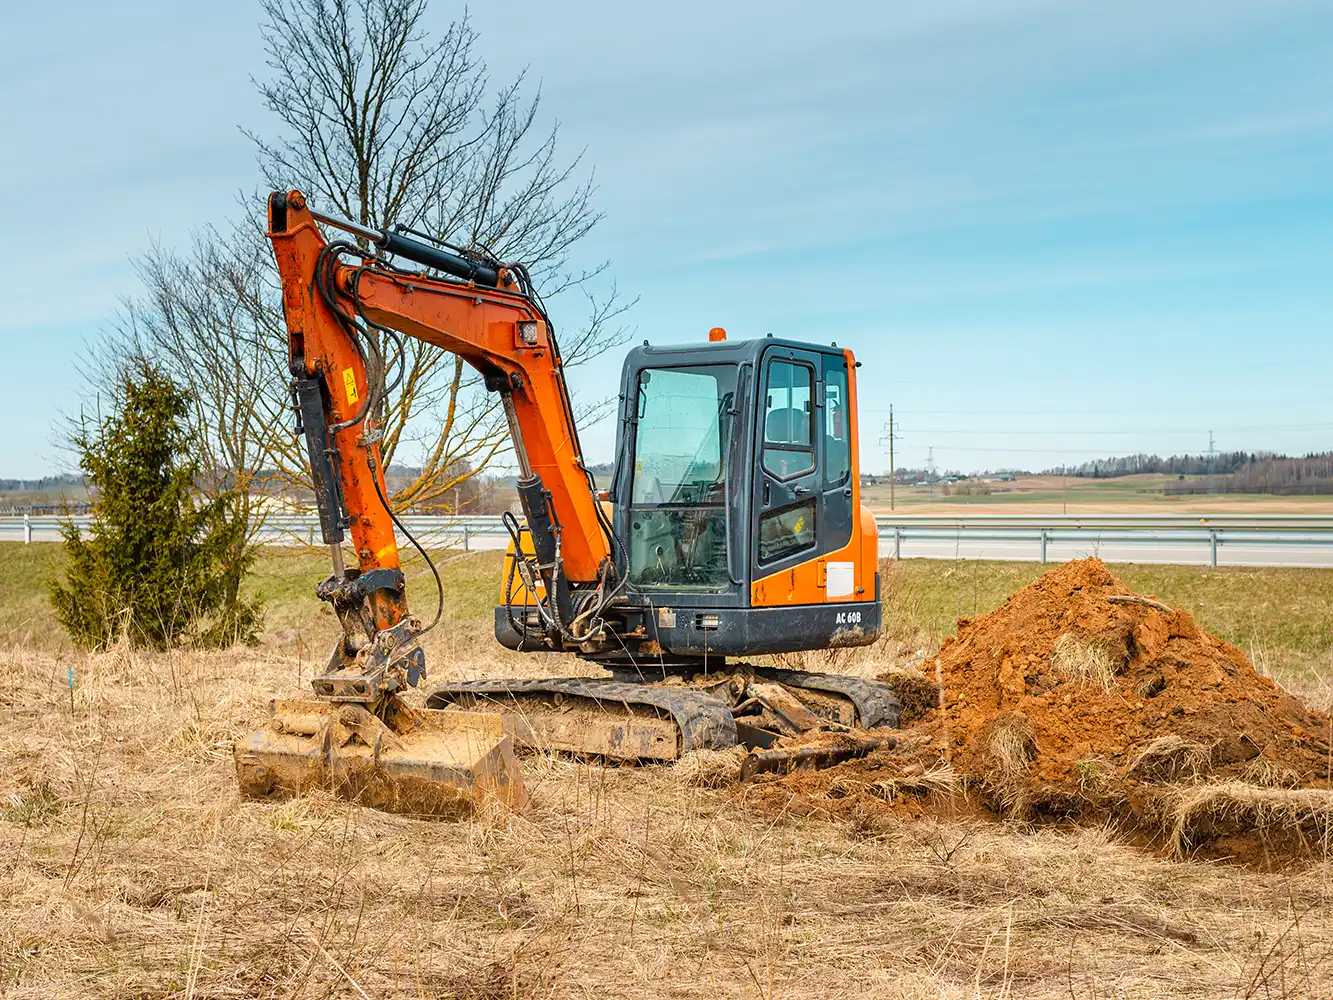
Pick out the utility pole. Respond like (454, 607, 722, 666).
(927, 447, 936, 500)
(890, 406, 895, 511)
(1206, 431, 1217, 494)
(879, 405, 901, 510)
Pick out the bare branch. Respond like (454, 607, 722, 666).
(97, 0, 629, 535)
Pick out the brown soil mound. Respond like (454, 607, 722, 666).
(747, 559, 1333, 863)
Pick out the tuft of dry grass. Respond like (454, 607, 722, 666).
(983, 718, 1037, 818)
(1162, 781, 1333, 855)
(991, 724, 1036, 776)
(672, 746, 748, 788)
(1049, 633, 1117, 691)
(826, 759, 960, 806)
(1127, 735, 1213, 784)
(1074, 755, 1114, 799)
(871, 760, 959, 804)
(1241, 755, 1305, 790)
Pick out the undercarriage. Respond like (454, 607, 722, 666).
(234, 650, 902, 817)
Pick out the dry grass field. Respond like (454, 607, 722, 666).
(2, 544, 1332, 998)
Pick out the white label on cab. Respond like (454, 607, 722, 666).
(826, 561, 854, 598)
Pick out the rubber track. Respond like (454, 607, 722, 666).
(425, 677, 739, 753)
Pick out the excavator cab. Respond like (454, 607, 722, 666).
(494, 335, 881, 662)
(446, 332, 898, 765)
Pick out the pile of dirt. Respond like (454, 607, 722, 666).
(746, 559, 1333, 862)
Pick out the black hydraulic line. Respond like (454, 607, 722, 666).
(367, 456, 444, 636)
(312, 241, 384, 434)
(501, 511, 551, 640)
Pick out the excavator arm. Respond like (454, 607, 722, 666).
(267, 189, 612, 702)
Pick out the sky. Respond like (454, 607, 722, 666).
(1, 0, 1330, 478)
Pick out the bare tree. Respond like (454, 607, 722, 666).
(101, 0, 630, 524)
(244, 0, 628, 510)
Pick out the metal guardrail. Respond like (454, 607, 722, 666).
(253, 514, 511, 550)
(0, 513, 512, 551)
(6, 512, 1333, 567)
(873, 513, 1333, 567)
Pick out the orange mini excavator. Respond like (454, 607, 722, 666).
(233, 190, 899, 816)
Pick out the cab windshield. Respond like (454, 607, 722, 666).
(629, 364, 737, 589)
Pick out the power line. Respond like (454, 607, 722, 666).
(861, 405, 1328, 416)
(884, 423, 1333, 436)
(891, 445, 1238, 455)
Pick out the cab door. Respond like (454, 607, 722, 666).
(751, 346, 823, 579)
(819, 352, 854, 556)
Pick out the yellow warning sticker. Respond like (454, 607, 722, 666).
(342, 368, 359, 405)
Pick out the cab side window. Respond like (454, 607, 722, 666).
(762, 360, 814, 480)
(823, 359, 850, 489)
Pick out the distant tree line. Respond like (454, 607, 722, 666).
(0, 474, 83, 492)
(1043, 452, 1270, 478)
(1164, 453, 1333, 495)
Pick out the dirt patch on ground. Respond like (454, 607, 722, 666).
(747, 559, 1333, 864)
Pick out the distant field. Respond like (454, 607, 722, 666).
(863, 472, 1333, 515)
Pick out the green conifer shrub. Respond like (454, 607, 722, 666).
(49, 361, 262, 650)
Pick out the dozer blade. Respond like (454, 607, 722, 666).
(234, 696, 525, 819)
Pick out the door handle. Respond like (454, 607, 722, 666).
(793, 486, 811, 496)
(843, 487, 853, 498)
